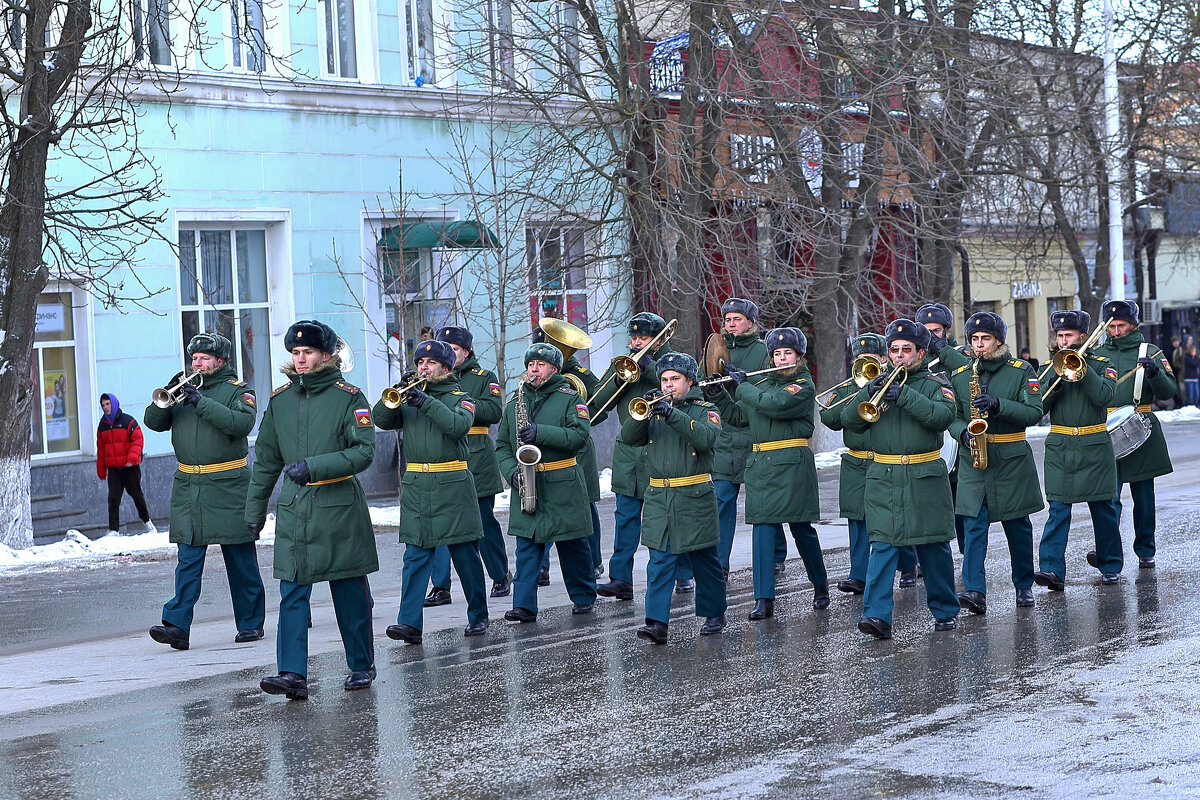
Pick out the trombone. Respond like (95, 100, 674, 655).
(381, 375, 428, 409)
(815, 357, 882, 410)
(1038, 324, 1106, 401)
(589, 319, 677, 418)
(858, 368, 908, 422)
(152, 370, 204, 408)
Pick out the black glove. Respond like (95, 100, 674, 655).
(283, 461, 311, 486)
(405, 387, 428, 408)
(510, 471, 522, 491)
(972, 393, 1000, 415)
(1137, 356, 1160, 378)
(867, 373, 889, 395)
(882, 382, 903, 405)
(927, 334, 947, 356)
(247, 520, 265, 539)
(650, 400, 673, 419)
(704, 375, 724, 398)
(722, 362, 747, 386)
(180, 382, 202, 407)
(518, 424, 538, 444)
(401, 370, 417, 385)
(960, 430, 973, 448)
(637, 352, 654, 371)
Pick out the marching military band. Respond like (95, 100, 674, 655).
(146, 299, 1178, 699)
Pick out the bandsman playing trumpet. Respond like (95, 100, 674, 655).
(719, 328, 828, 619)
(144, 332, 266, 652)
(619, 353, 727, 643)
(496, 343, 597, 623)
(1093, 300, 1177, 570)
(843, 320, 962, 638)
(1033, 310, 1122, 590)
(940, 312, 1044, 614)
(373, 339, 490, 645)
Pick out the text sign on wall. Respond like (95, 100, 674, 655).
(1012, 281, 1042, 299)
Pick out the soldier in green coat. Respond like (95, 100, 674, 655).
(619, 353, 727, 644)
(1033, 310, 1123, 590)
(423, 326, 511, 605)
(918, 302, 966, 561)
(144, 333, 266, 651)
(496, 343, 597, 622)
(943, 312, 1044, 614)
(842, 320, 961, 639)
(722, 328, 828, 620)
(1094, 300, 1178, 569)
(247, 321, 378, 700)
(374, 339, 489, 645)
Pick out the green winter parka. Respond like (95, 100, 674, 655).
(589, 347, 667, 499)
(946, 347, 1045, 521)
(144, 364, 258, 546)
(496, 373, 591, 542)
(455, 356, 505, 497)
(563, 355, 602, 502)
(710, 331, 770, 483)
(818, 378, 871, 520)
(245, 363, 378, 585)
(618, 388, 720, 553)
(372, 374, 483, 548)
(1095, 331, 1177, 483)
(841, 365, 957, 545)
(724, 367, 820, 524)
(1041, 351, 1119, 503)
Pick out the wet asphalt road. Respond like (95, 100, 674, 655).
(1, 427, 1198, 799)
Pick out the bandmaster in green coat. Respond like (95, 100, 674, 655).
(619, 352, 727, 644)
(144, 332, 266, 652)
(247, 320, 377, 700)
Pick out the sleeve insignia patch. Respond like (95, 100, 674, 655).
(576, 403, 590, 419)
(1106, 366, 1118, 380)
(941, 387, 956, 401)
(707, 409, 721, 426)
(489, 382, 501, 396)
(1027, 377, 1041, 394)
(242, 392, 256, 407)
(354, 408, 372, 426)
(784, 383, 803, 394)
(1162, 357, 1173, 372)
(461, 399, 476, 414)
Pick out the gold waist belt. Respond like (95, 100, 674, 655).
(536, 457, 577, 472)
(846, 449, 874, 461)
(1107, 405, 1151, 414)
(407, 460, 468, 474)
(177, 457, 247, 475)
(468, 426, 491, 435)
(752, 438, 810, 452)
(649, 473, 712, 488)
(873, 450, 942, 466)
(1050, 423, 1108, 436)
(308, 475, 352, 486)
(986, 432, 1027, 443)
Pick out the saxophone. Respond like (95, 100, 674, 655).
(514, 376, 542, 513)
(967, 358, 989, 470)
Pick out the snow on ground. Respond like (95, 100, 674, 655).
(7, 409, 1200, 574)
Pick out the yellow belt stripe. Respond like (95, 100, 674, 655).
(846, 449, 874, 461)
(986, 432, 1027, 443)
(406, 460, 469, 474)
(873, 450, 943, 466)
(1107, 405, 1152, 414)
(536, 457, 577, 472)
(1050, 423, 1108, 436)
(468, 426, 491, 435)
(177, 457, 247, 475)
(752, 438, 810, 452)
(649, 473, 713, 488)
(308, 475, 352, 486)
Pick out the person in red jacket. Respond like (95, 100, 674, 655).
(97, 393, 155, 535)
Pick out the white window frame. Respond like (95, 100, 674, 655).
(526, 221, 592, 366)
(317, 0, 379, 82)
(400, 0, 452, 86)
(130, 0, 195, 68)
(31, 284, 91, 461)
(486, 0, 515, 88)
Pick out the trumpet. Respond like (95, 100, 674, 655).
(815, 357, 882, 410)
(152, 370, 204, 408)
(628, 390, 669, 421)
(1038, 324, 1107, 401)
(858, 368, 908, 422)
(589, 319, 677, 418)
(381, 375, 428, 409)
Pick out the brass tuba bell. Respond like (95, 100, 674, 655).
(539, 318, 593, 400)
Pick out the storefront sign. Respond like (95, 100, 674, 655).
(1012, 281, 1042, 299)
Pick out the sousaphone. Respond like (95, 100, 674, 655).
(539, 318, 593, 400)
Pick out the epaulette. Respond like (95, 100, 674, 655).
(472, 368, 487, 376)
(577, 366, 590, 375)
(1009, 359, 1025, 369)
(333, 379, 360, 394)
(227, 379, 247, 386)
(694, 399, 716, 409)
(1093, 355, 1109, 362)
(928, 373, 951, 386)
(558, 385, 578, 395)
(271, 383, 291, 397)
(951, 364, 970, 377)
(451, 390, 466, 395)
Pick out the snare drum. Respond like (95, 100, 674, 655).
(1106, 405, 1153, 460)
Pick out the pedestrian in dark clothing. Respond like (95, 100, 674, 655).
(97, 393, 154, 535)
(1183, 337, 1200, 407)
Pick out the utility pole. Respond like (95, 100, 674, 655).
(1103, 0, 1125, 301)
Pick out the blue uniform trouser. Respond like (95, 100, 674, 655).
(1115, 479, 1157, 559)
(514, 537, 596, 614)
(863, 541, 960, 625)
(644, 544, 727, 625)
(715, 480, 741, 570)
(1039, 499, 1123, 578)
(951, 476, 966, 554)
(277, 576, 373, 678)
(430, 496, 509, 588)
(543, 502, 604, 572)
(847, 518, 870, 582)
(961, 498, 1035, 594)
(399, 542, 488, 631)
(161, 542, 266, 634)
(752, 522, 828, 599)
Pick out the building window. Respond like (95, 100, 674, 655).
(404, 0, 435, 83)
(1013, 298, 1031, 356)
(133, 0, 172, 66)
(730, 134, 779, 184)
(527, 224, 589, 367)
(380, 243, 457, 370)
(178, 228, 272, 433)
(31, 292, 81, 456)
(487, 0, 514, 85)
(230, 0, 266, 72)
(319, 0, 357, 78)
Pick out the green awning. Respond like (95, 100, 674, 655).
(378, 220, 500, 251)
